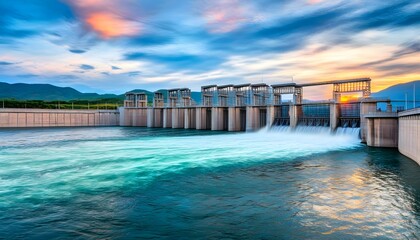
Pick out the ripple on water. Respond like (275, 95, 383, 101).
(0, 127, 419, 239)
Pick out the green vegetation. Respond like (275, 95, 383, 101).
(0, 99, 123, 110)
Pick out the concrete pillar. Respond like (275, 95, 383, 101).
(184, 108, 196, 129)
(172, 108, 184, 128)
(154, 108, 163, 128)
(228, 107, 240, 131)
(163, 108, 172, 128)
(289, 104, 302, 129)
(196, 107, 204, 130)
(330, 103, 340, 132)
(246, 106, 259, 131)
(266, 106, 275, 127)
(360, 102, 377, 143)
(147, 108, 154, 127)
(211, 107, 223, 131)
(119, 108, 133, 126)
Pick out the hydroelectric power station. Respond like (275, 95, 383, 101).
(121, 78, 387, 142)
(0, 78, 419, 164)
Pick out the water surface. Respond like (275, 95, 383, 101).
(0, 127, 419, 239)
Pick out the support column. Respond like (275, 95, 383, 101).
(330, 103, 340, 132)
(266, 106, 275, 127)
(154, 108, 163, 128)
(360, 102, 377, 143)
(211, 107, 223, 130)
(147, 108, 154, 128)
(289, 104, 302, 129)
(172, 108, 185, 129)
(184, 108, 196, 129)
(228, 107, 240, 131)
(246, 106, 258, 131)
(196, 107, 204, 130)
(118, 107, 126, 126)
(163, 108, 172, 128)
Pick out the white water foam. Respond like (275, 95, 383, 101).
(0, 127, 362, 206)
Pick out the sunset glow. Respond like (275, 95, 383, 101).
(85, 12, 140, 38)
(0, 0, 418, 94)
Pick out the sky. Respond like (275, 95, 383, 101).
(0, 0, 419, 97)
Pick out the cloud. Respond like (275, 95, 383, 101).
(361, 41, 420, 66)
(126, 71, 141, 77)
(352, 1, 420, 31)
(0, 0, 419, 94)
(200, 0, 254, 33)
(69, 49, 86, 54)
(79, 64, 95, 70)
(124, 52, 224, 72)
(0, 0, 75, 43)
(85, 12, 141, 38)
(16, 74, 38, 78)
(128, 35, 173, 46)
(67, 0, 142, 39)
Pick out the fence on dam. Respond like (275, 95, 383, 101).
(0, 108, 119, 127)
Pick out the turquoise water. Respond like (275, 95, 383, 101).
(0, 127, 419, 239)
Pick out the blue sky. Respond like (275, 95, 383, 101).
(0, 0, 419, 96)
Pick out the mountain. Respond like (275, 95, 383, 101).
(372, 80, 420, 100)
(3, 80, 417, 104)
(0, 82, 124, 101)
(0, 82, 202, 103)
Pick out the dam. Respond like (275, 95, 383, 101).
(120, 78, 391, 142)
(1, 77, 419, 165)
(1, 79, 419, 239)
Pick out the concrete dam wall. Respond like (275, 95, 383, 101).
(398, 109, 420, 165)
(0, 109, 119, 127)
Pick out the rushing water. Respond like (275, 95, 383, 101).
(0, 127, 419, 239)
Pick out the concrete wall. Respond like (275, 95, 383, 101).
(171, 108, 184, 129)
(366, 117, 398, 147)
(147, 108, 163, 128)
(120, 108, 147, 127)
(360, 102, 377, 143)
(246, 107, 259, 131)
(184, 108, 196, 129)
(196, 107, 209, 130)
(228, 107, 240, 131)
(0, 108, 119, 127)
(398, 109, 420, 165)
(211, 107, 225, 131)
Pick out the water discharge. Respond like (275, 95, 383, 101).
(0, 127, 360, 207)
(0, 127, 419, 239)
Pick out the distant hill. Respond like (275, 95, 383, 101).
(0, 82, 124, 101)
(372, 80, 420, 100)
(0, 82, 202, 103)
(3, 80, 417, 104)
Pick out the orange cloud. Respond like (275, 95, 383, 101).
(67, 0, 141, 38)
(86, 12, 140, 38)
(201, 0, 251, 33)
